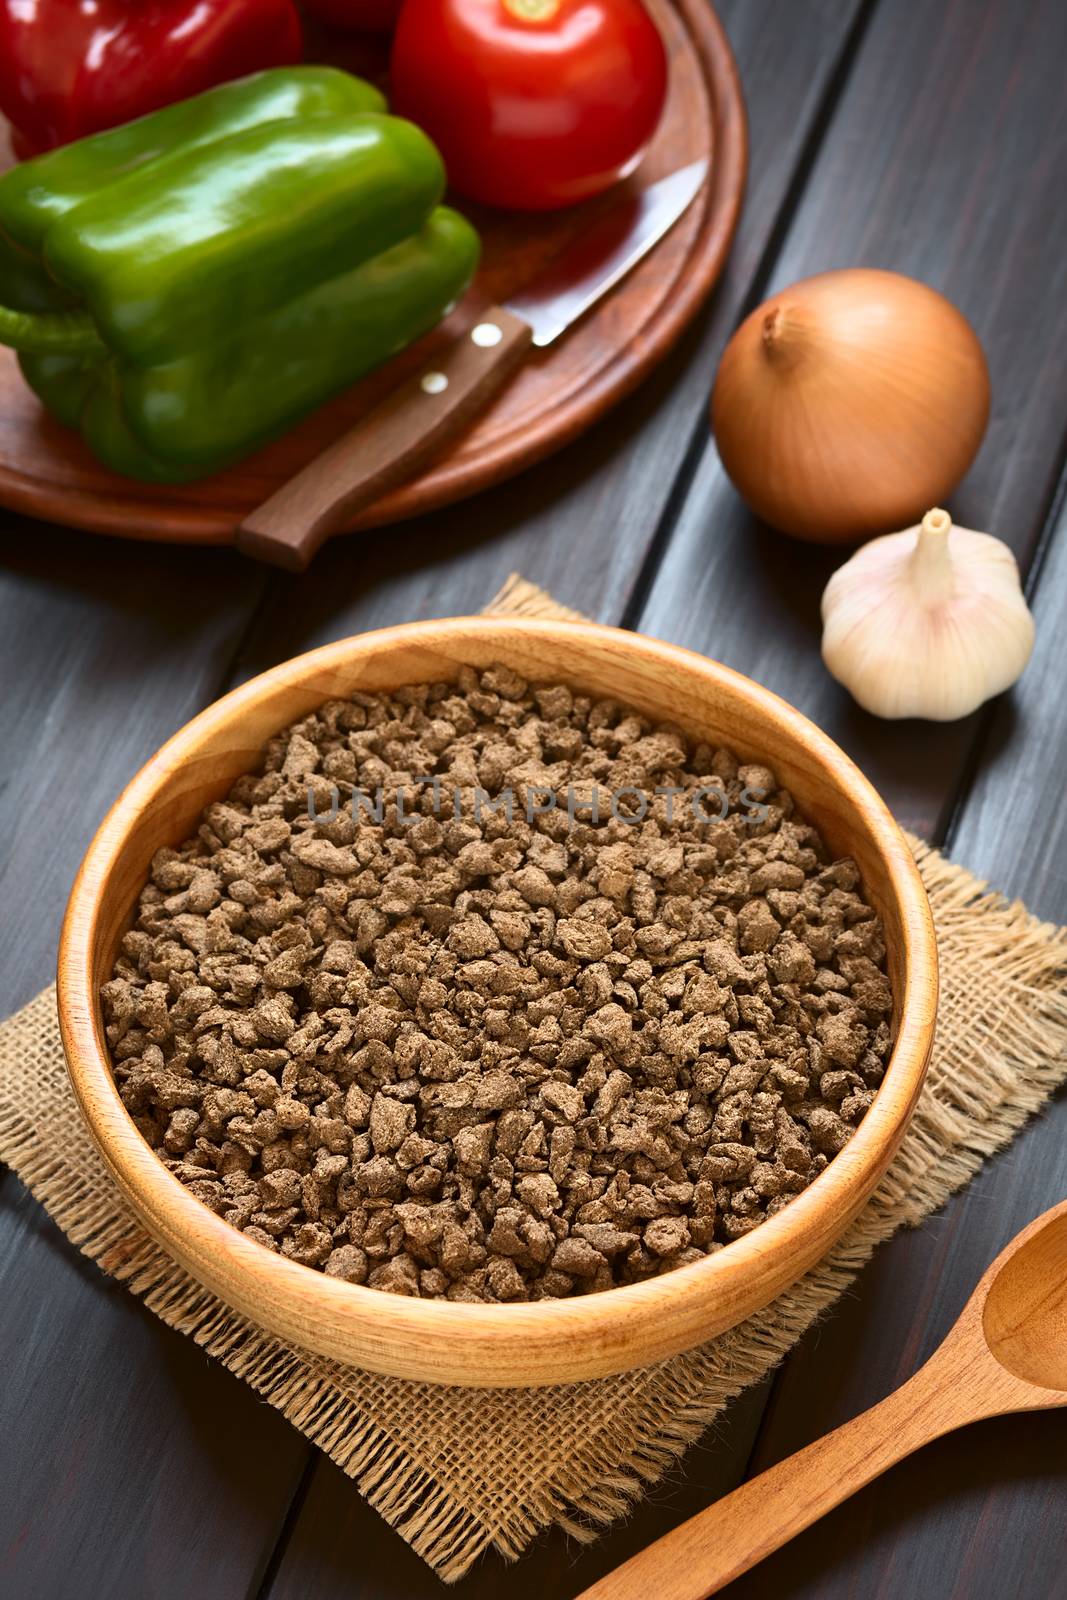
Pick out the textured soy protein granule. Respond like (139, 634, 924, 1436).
(101, 666, 894, 1302)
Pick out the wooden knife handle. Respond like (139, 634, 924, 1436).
(234, 306, 533, 572)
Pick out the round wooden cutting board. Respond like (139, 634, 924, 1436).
(0, 0, 746, 546)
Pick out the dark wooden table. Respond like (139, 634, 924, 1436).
(2, 1, 1065, 1595)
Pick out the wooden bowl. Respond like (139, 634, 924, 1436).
(58, 619, 938, 1387)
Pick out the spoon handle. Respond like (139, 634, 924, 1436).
(575, 1354, 977, 1600)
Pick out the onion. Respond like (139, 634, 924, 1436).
(710, 269, 991, 543)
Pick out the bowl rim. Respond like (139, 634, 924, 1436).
(58, 616, 938, 1383)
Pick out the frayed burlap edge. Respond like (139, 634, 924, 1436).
(1, 577, 1065, 1583)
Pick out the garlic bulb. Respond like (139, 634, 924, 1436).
(821, 508, 1034, 720)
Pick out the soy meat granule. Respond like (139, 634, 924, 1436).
(102, 666, 894, 1302)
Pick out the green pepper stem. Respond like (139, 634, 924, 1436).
(0, 303, 106, 357)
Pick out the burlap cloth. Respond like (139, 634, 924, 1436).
(2, 577, 1066, 1583)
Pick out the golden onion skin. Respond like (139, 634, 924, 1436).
(711, 269, 990, 544)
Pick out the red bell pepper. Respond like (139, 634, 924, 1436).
(0, 0, 304, 158)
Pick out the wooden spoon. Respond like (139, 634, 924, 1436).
(577, 1199, 1067, 1600)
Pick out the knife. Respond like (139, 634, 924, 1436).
(235, 159, 708, 571)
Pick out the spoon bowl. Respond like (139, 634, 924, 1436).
(983, 1207, 1067, 1391)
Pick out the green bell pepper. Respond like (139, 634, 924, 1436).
(0, 67, 480, 482)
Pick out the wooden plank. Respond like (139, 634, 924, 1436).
(0, 525, 313, 1596)
(732, 473, 1067, 1600)
(0, 528, 270, 1013)
(633, 0, 1067, 1587)
(638, 0, 1067, 840)
(255, 0, 878, 1593)
(0, 1180, 309, 1600)
(945, 489, 1067, 923)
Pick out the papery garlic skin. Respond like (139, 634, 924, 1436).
(821, 509, 1035, 720)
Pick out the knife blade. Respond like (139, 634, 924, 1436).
(507, 160, 708, 347)
(237, 158, 710, 571)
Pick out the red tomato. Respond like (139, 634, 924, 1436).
(390, 0, 668, 211)
(301, 0, 401, 29)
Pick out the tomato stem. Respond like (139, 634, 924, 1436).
(502, 0, 562, 22)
